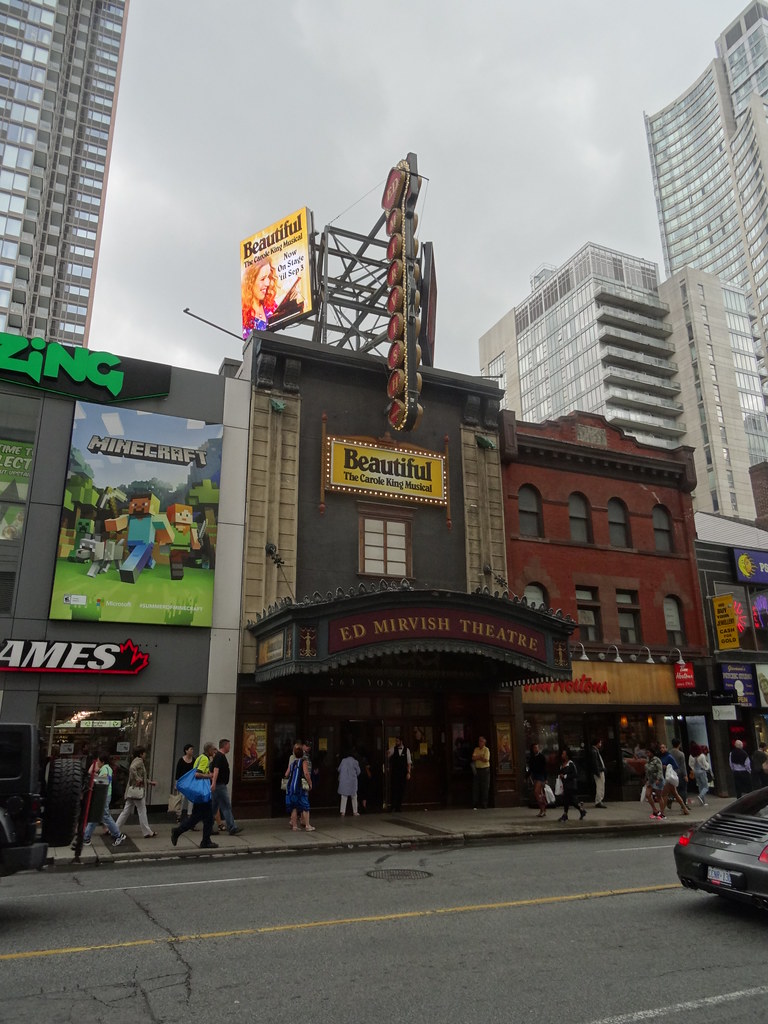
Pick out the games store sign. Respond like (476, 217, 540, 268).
(0, 638, 150, 674)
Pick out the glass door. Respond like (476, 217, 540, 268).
(341, 719, 384, 813)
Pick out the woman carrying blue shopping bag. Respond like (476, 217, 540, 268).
(171, 741, 217, 849)
(284, 742, 315, 831)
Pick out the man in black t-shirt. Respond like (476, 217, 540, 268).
(211, 739, 242, 836)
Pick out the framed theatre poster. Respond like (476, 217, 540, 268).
(241, 722, 267, 781)
(496, 722, 512, 772)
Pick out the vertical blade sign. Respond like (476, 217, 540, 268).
(381, 153, 423, 431)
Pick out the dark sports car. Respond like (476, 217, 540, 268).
(674, 787, 768, 911)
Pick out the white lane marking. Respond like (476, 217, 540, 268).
(1, 875, 268, 900)
(587, 986, 768, 1023)
(595, 844, 676, 853)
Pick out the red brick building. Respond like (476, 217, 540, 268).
(499, 410, 711, 802)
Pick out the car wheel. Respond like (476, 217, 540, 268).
(43, 759, 84, 846)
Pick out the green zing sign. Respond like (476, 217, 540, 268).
(0, 332, 171, 403)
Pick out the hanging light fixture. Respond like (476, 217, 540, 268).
(630, 645, 654, 664)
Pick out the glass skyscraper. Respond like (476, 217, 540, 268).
(479, 243, 681, 448)
(645, 3, 768, 358)
(0, 0, 128, 347)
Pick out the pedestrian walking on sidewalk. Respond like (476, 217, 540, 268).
(669, 738, 690, 809)
(643, 747, 665, 819)
(171, 742, 217, 848)
(74, 750, 126, 848)
(729, 740, 752, 798)
(115, 747, 157, 838)
(591, 738, 607, 808)
(338, 750, 361, 816)
(285, 742, 314, 831)
(557, 748, 586, 822)
(211, 739, 242, 835)
(752, 742, 768, 788)
(660, 743, 690, 816)
(689, 743, 711, 805)
(528, 742, 548, 817)
(173, 743, 194, 824)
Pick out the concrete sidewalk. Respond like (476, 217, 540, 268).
(51, 795, 726, 869)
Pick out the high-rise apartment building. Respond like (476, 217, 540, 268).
(645, 3, 768, 358)
(0, 0, 128, 347)
(478, 243, 768, 518)
(479, 243, 682, 449)
(659, 266, 768, 518)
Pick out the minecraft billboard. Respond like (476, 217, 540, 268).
(49, 402, 222, 627)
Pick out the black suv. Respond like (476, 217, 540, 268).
(0, 723, 83, 879)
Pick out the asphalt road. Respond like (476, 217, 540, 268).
(1, 835, 765, 1024)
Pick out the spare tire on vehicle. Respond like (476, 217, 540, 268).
(42, 759, 84, 847)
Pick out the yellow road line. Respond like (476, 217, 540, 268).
(0, 883, 679, 962)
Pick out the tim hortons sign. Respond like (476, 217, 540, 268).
(0, 638, 150, 674)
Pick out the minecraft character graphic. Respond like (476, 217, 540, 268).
(68, 515, 124, 577)
(69, 517, 97, 563)
(105, 493, 170, 584)
(86, 535, 125, 578)
(163, 503, 200, 580)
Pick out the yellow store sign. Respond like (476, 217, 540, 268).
(522, 663, 680, 705)
(324, 436, 446, 506)
(712, 594, 740, 651)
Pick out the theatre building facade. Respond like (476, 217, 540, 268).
(232, 334, 575, 816)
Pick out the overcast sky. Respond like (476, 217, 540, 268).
(88, 0, 739, 379)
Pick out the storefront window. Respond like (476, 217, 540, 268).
(523, 713, 560, 780)
(618, 712, 668, 794)
(37, 704, 155, 790)
(750, 589, 768, 651)
(0, 389, 38, 613)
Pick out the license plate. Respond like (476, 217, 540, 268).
(707, 866, 732, 886)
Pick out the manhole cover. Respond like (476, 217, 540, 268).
(366, 869, 432, 881)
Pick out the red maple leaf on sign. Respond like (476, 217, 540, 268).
(119, 639, 150, 673)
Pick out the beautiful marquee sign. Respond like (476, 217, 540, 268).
(323, 434, 447, 506)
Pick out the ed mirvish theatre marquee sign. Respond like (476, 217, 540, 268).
(323, 435, 447, 507)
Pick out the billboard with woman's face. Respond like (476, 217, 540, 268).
(240, 207, 314, 338)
